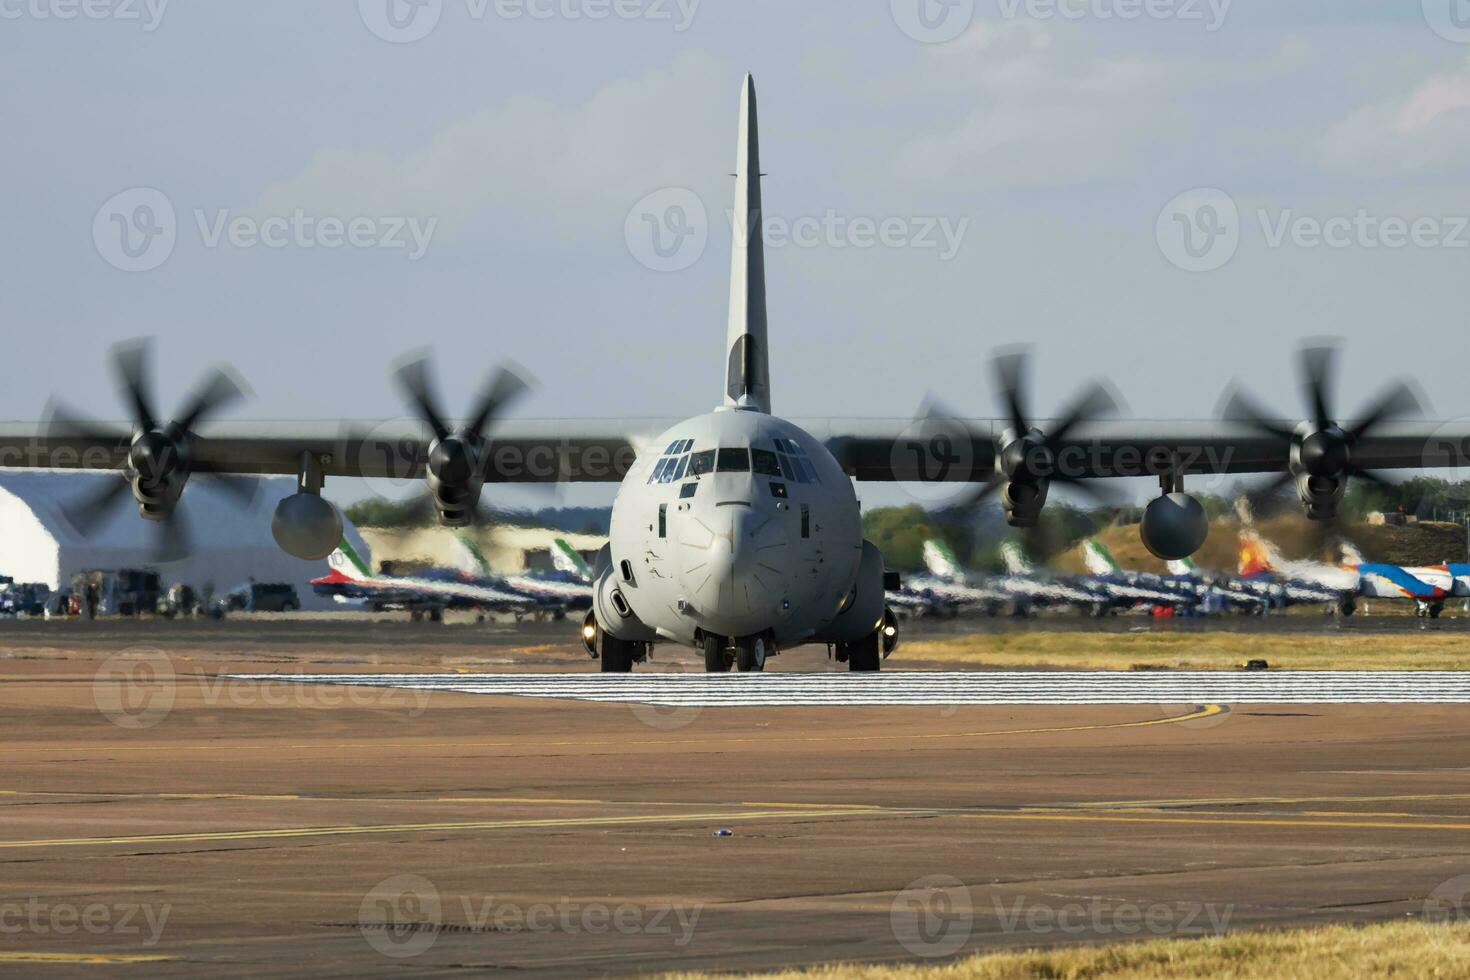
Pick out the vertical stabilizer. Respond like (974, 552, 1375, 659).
(999, 541, 1033, 576)
(1082, 539, 1120, 575)
(724, 73, 770, 413)
(1166, 556, 1198, 576)
(327, 537, 372, 581)
(922, 539, 963, 582)
(552, 538, 593, 582)
(453, 534, 492, 576)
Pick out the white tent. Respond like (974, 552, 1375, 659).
(0, 471, 368, 611)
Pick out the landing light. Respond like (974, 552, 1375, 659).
(883, 625, 897, 637)
(582, 624, 597, 640)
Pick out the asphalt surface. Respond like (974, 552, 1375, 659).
(1, 619, 1469, 977)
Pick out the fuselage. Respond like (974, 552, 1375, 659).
(603, 408, 863, 648)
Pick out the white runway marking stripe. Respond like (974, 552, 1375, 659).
(230, 671, 1470, 705)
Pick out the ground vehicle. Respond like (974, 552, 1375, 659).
(71, 569, 162, 617)
(0, 581, 50, 617)
(213, 582, 300, 615)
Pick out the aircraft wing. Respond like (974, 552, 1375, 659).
(5, 417, 1469, 484)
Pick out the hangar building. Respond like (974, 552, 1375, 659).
(0, 472, 369, 611)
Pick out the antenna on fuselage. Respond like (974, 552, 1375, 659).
(724, 73, 770, 414)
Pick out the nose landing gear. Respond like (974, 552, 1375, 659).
(702, 633, 770, 672)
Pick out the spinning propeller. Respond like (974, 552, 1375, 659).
(391, 352, 532, 527)
(48, 339, 255, 563)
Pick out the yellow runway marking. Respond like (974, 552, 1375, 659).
(3, 703, 1226, 755)
(1074, 791, 1470, 809)
(0, 807, 892, 849)
(0, 952, 174, 963)
(956, 810, 1470, 832)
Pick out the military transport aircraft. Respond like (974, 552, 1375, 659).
(3, 75, 1468, 672)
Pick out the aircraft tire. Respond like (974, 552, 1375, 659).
(600, 636, 636, 673)
(703, 634, 731, 673)
(1429, 601, 1444, 620)
(846, 632, 881, 672)
(736, 636, 766, 673)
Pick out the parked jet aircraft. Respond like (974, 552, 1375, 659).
(451, 534, 594, 610)
(1081, 539, 1259, 613)
(1335, 541, 1451, 617)
(5, 75, 1470, 671)
(919, 539, 1115, 616)
(312, 538, 549, 620)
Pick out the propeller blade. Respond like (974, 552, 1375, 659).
(112, 339, 158, 431)
(1044, 382, 1120, 451)
(1347, 381, 1422, 443)
(992, 348, 1030, 436)
(466, 365, 532, 439)
(392, 354, 451, 441)
(1300, 342, 1338, 430)
(1244, 470, 1295, 515)
(60, 475, 132, 535)
(175, 365, 250, 434)
(1052, 474, 1122, 509)
(954, 475, 1004, 512)
(42, 399, 130, 449)
(1219, 387, 1296, 443)
(152, 510, 191, 564)
(1347, 466, 1392, 490)
(202, 474, 261, 509)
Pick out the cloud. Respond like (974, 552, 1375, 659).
(250, 51, 729, 236)
(888, 21, 1181, 190)
(1322, 54, 1470, 178)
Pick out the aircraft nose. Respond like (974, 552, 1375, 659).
(684, 502, 786, 636)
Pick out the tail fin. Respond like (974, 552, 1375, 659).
(453, 534, 493, 576)
(326, 537, 372, 581)
(1082, 539, 1120, 575)
(724, 74, 770, 413)
(922, 538, 964, 581)
(552, 538, 593, 582)
(1000, 540, 1033, 576)
(1166, 556, 1198, 576)
(1339, 540, 1364, 565)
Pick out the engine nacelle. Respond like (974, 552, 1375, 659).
(1140, 492, 1208, 560)
(591, 554, 657, 643)
(1001, 479, 1049, 528)
(272, 492, 342, 561)
(1295, 473, 1345, 521)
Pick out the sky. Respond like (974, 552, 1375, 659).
(3, 1, 1470, 508)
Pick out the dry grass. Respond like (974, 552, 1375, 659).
(901, 630, 1470, 671)
(664, 920, 1470, 980)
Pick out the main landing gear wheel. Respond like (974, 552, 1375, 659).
(703, 634, 731, 673)
(736, 636, 767, 673)
(600, 635, 637, 673)
(841, 631, 881, 672)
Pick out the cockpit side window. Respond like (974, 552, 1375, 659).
(716, 448, 751, 472)
(751, 449, 781, 476)
(689, 450, 715, 476)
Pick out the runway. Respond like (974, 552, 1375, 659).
(3, 623, 1470, 977)
(238, 670, 1470, 704)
